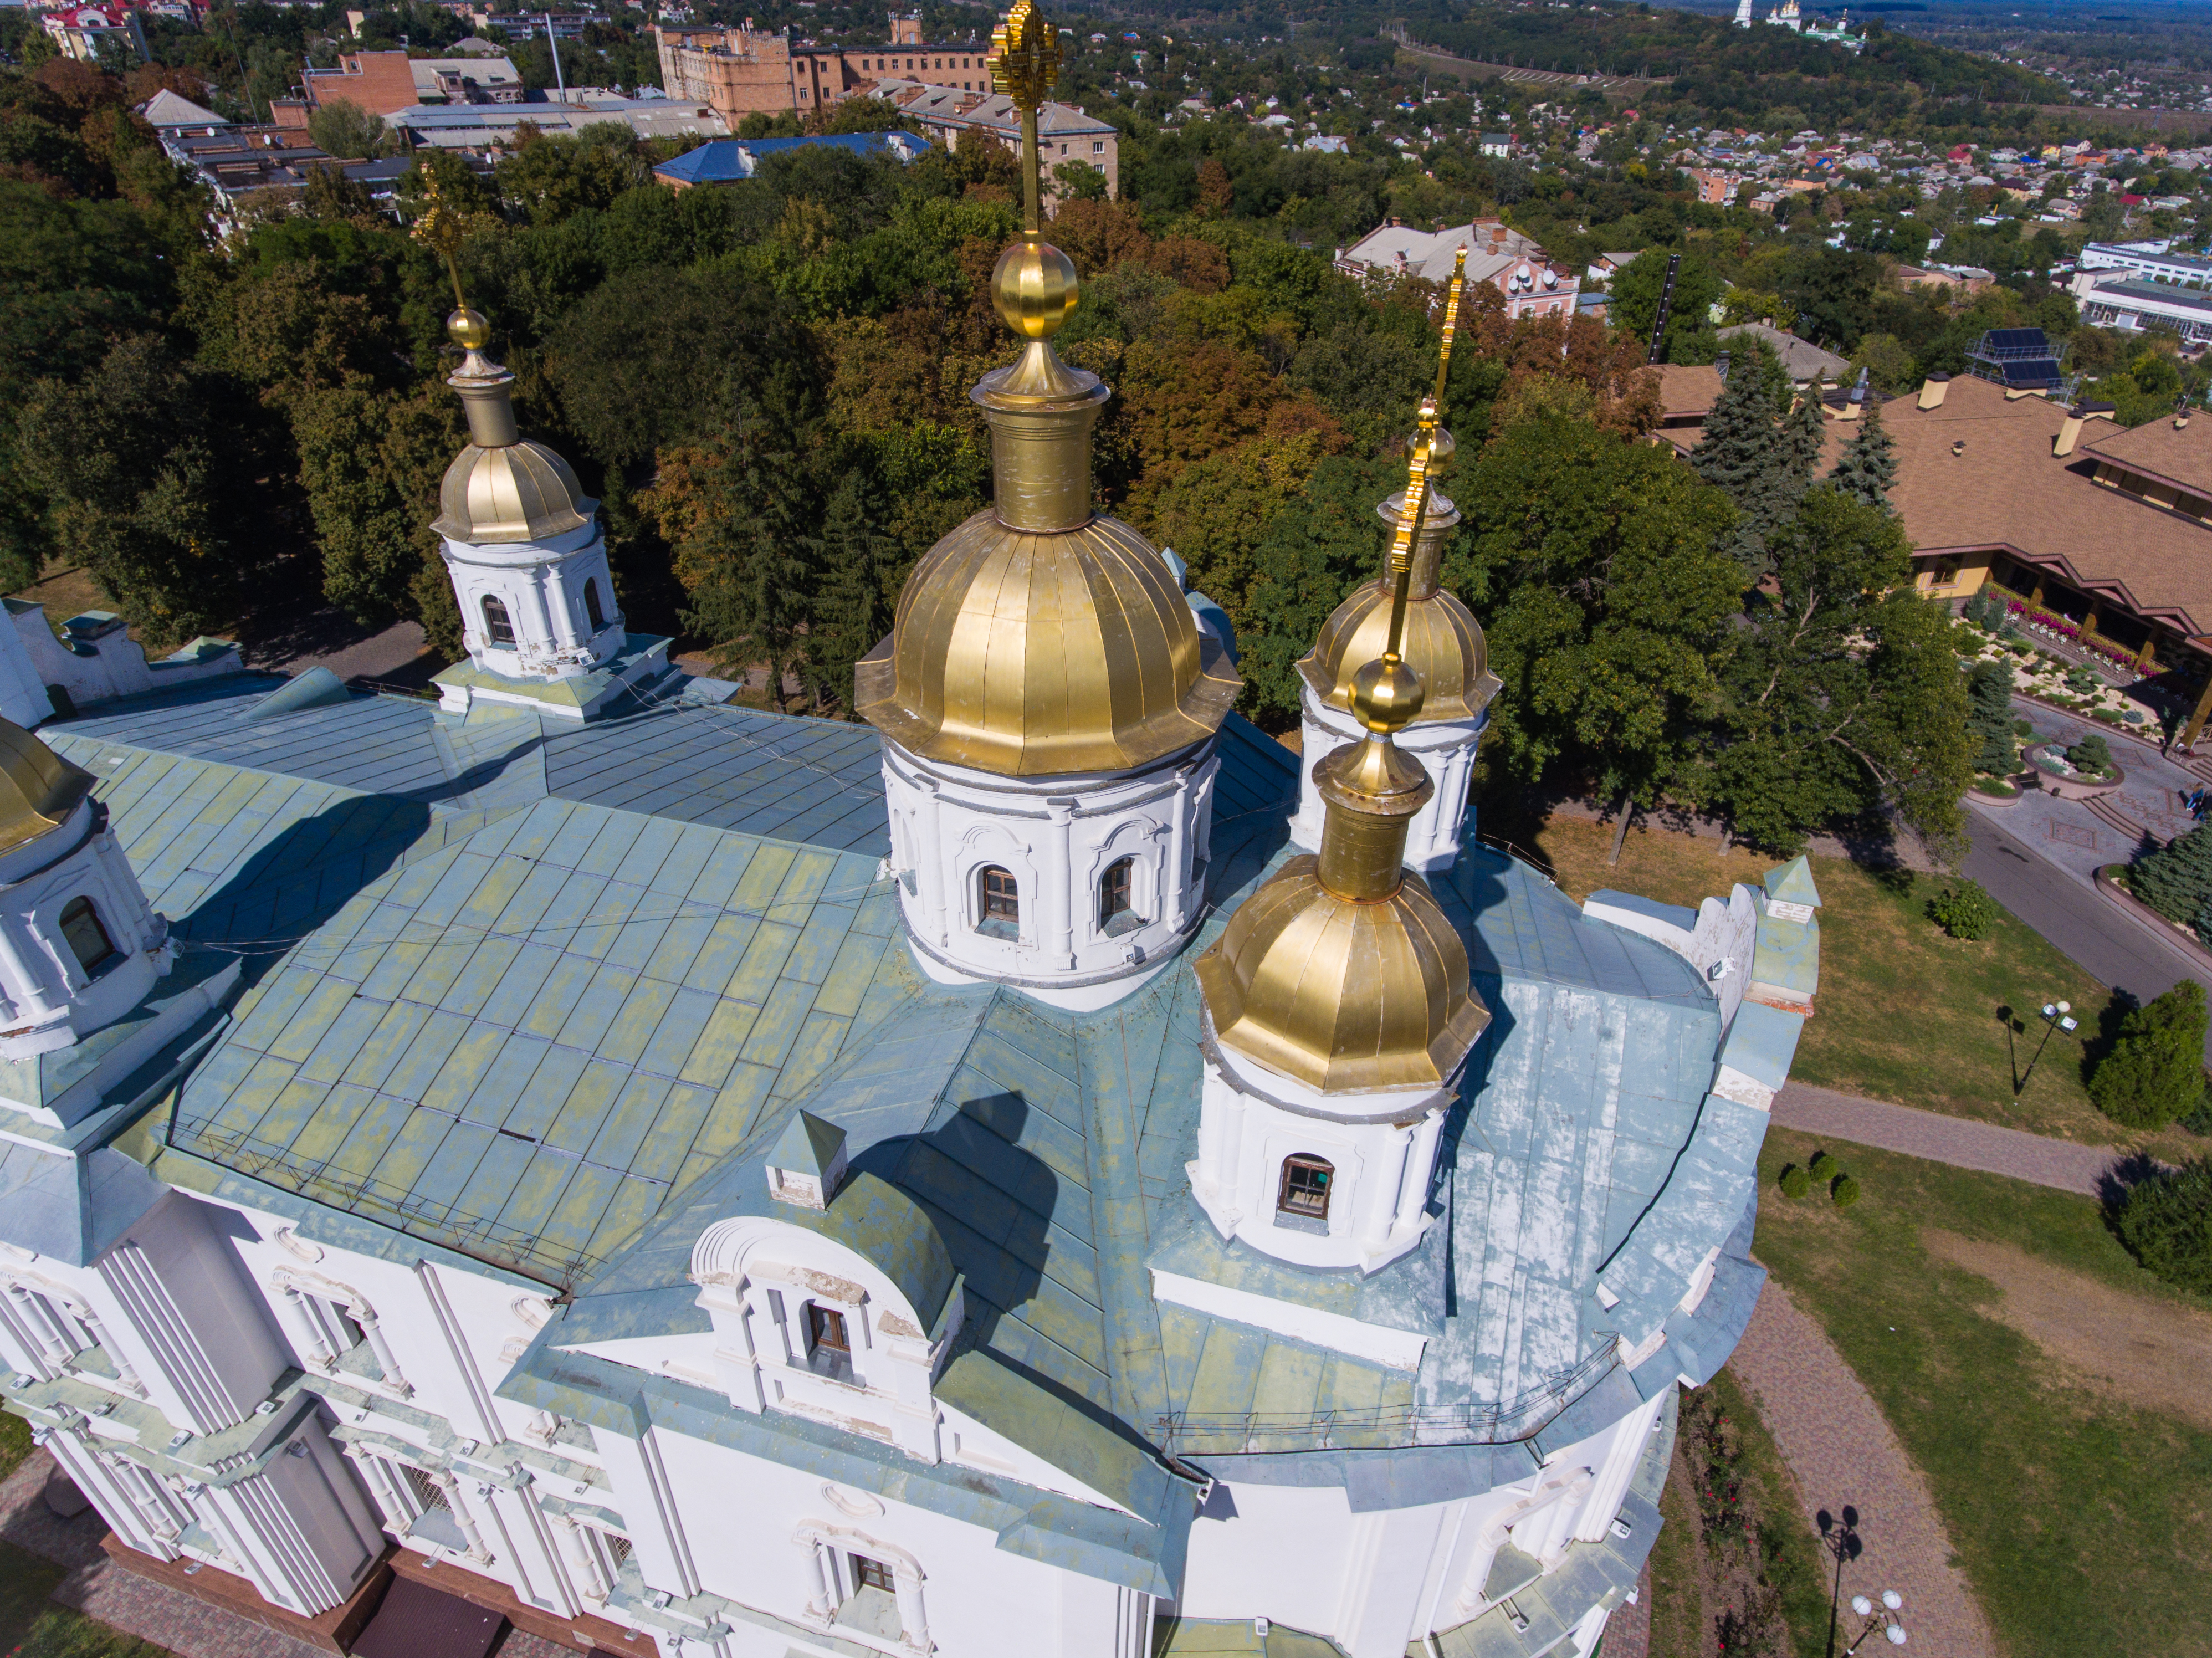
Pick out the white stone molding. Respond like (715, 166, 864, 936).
(0, 797, 174, 1064)
(793, 1519, 931, 1654)
(1289, 684, 1486, 873)
(1187, 1026, 1455, 1275)
(267, 1267, 411, 1396)
(439, 518, 626, 685)
(689, 1216, 945, 1462)
(878, 736, 1217, 1011)
(0, 1271, 145, 1394)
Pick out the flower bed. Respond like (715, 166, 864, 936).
(2024, 743, 2124, 800)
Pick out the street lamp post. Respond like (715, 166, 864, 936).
(1842, 1590, 1908, 1652)
(2015, 999, 2077, 1097)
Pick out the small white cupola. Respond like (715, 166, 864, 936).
(423, 302, 670, 721)
(766, 1111, 850, 1210)
(0, 723, 175, 1062)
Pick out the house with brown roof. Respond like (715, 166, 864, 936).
(1648, 365, 2212, 739)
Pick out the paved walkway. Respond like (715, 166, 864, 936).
(1770, 1082, 2155, 1198)
(1727, 1284, 1998, 1658)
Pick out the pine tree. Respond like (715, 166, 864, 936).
(2090, 981, 2210, 1129)
(1692, 349, 1789, 581)
(1965, 659, 2016, 775)
(1831, 400, 1899, 510)
(801, 470, 903, 717)
(1780, 374, 1830, 504)
(2128, 822, 2212, 928)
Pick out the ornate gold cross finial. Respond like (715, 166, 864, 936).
(411, 170, 489, 353)
(987, 0, 1061, 235)
(1432, 247, 1468, 416)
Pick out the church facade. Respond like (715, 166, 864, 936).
(0, 14, 1819, 1657)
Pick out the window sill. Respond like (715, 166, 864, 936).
(974, 918, 1018, 942)
(1273, 1209, 1331, 1236)
(1102, 909, 1147, 939)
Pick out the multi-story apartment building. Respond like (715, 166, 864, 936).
(657, 11, 997, 124)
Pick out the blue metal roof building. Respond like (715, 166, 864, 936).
(651, 130, 929, 188)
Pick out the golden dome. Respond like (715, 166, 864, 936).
(1195, 858, 1489, 1094)
(854, 510, 1240, 776)
(0, 721, 94, 854)
(1299, 488, 1499, 723)
(431, 443, 593, 544)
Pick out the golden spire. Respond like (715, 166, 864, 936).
(1310, 408, 1437, 904)
(413, 173, 590, 544)
(1294, 285, 1501, 723)
(1193, 414, 1488, 1095)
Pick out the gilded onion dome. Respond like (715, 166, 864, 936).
(1198, 415, 1489, 1093)
(427, 307, 593, 545)
(1298, 253, 1500, 725)
(0, 720, 94, 854)
(852, 0, 1237, 777)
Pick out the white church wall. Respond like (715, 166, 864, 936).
(441, 521, 626, 685)
(881, 736, 1217, 1009)
(643, 1426, 1094, 1658)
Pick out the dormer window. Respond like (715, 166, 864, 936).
(805, 1303, 853, 1381)
(482, 596, 516, 647)
(977, 866, 1018, 938)
(59, 898, 115, 976)
(1099, 856, 1142, 935)
(1278, 1155, 1333, 1221)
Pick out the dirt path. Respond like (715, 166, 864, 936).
(1771, 1081, 2160, 1197)
(1727, 1283, 2000, 1658)
(1922, 1229, 2212, 1432)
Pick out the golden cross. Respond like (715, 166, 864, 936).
(1384, 402, 1439, 657)
(987, 0, 1062, 236)
(1431, 247, 1468, 415)
(409, 170, 469, 312)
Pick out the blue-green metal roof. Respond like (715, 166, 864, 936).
(30, 671, 1789, 1563)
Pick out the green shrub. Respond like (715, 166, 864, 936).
(1779, 1164, 1811, 1198)
(2065, 666, 2101, 693)
(2013, 717, 2034, 736)
(2126, 823, 2212, 928)
(1808, 1150, 1840, 1181)
(2067, 733, 2114, 775)
(2112, 1157, 2212, 1294)
(1830, 1174, 1861, 1208)
(2088, 981, 2211, 1130)
(2180, 1085, 2212, 1138)
(1927, 879, 2000, 939)
(2124, 709, 2148, 725)
(2093, 708, 2122, 726)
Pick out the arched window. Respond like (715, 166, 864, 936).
(976, 866, 1018, 938)
(584, 578, 606, 632)
(59, 898, 115, 976)
(1099, 856, 1139, 934)
(1277, 1154, 1334, 1222)
(481, 595, 516, 647)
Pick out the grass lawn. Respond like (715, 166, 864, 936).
(0, 1413, 166, 1658)
(1754, 1127, 2212, 1658)
(1523, 815, 2203, 1159)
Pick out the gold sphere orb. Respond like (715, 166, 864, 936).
(1351, 654, 1425, 734)
(991, 238, 1080, 340)
(1406, 422, 1457, 479)
(448, 306, 491, 351)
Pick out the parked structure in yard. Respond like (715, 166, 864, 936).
(0, 12, 1816, 1658)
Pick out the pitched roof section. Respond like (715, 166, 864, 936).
(165, 795, 913, 1289)
(1883, 374, 2212, 639)
(2085, 408, 2212, 499)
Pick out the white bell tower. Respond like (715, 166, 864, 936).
(0, 724, 174, 1063)
(425, 306, 670, 721)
